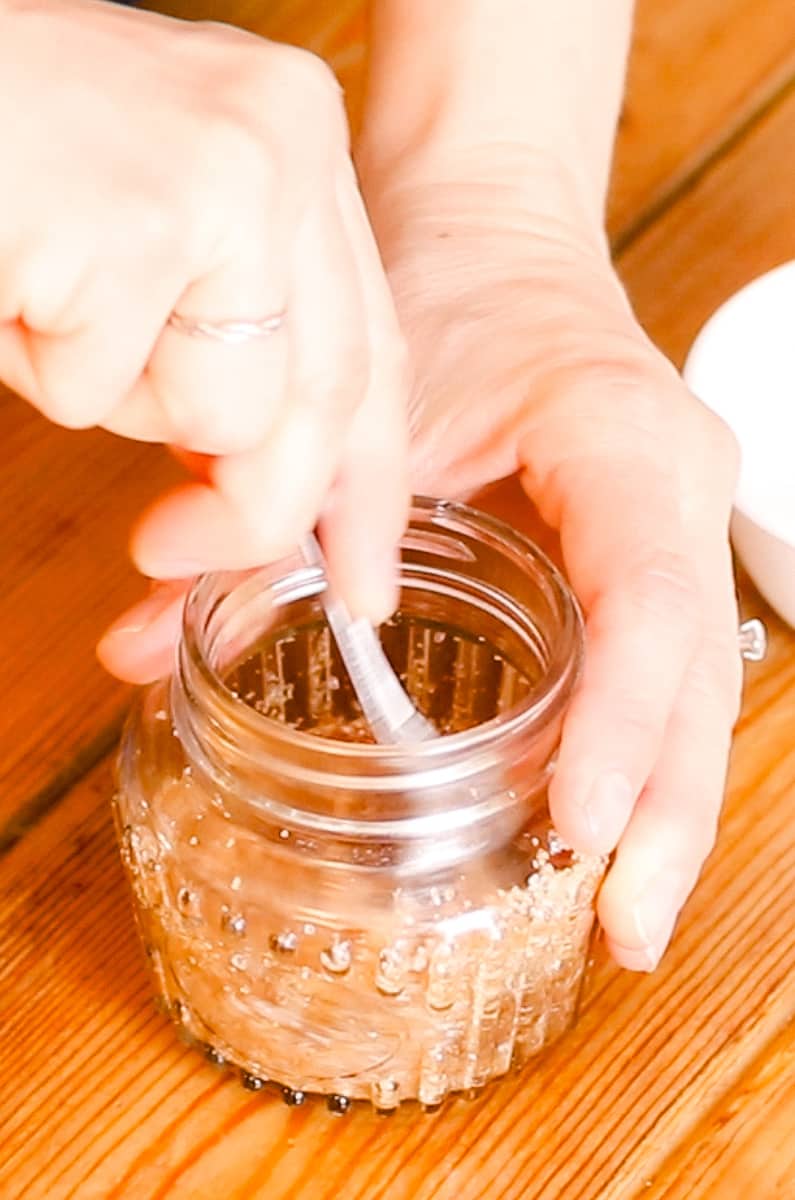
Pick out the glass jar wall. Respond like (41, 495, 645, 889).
(114, 498, 604, 1111)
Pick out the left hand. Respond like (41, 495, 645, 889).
(360, 151, 742, 972)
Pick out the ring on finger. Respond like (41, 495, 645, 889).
(167, 310, 287, 345)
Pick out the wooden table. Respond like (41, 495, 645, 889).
(2, 2, 795, 1196)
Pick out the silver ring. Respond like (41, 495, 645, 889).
(167, 310, 286, 345)
(739, 618, 767, 662)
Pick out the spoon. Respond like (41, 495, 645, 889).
(299, 533, 437, 745)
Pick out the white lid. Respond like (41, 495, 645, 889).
(684, 260, 795, 544)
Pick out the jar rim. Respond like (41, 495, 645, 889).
(178, 497, 583, 780)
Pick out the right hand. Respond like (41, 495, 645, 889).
(0, 0, 409, 678)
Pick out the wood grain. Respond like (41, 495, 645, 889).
(0, 597, 793, 1200)
(610, 0, 795, 243)
(646, 1020, 795, 1198)
(620, 82, 795, 366)
(0, 395, 181, 846)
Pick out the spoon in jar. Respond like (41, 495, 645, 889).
(299, 532, 437, 745)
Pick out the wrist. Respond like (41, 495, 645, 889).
(358, 0, 633, 235)
(357, 68, 598, 219)
(357, 138, 609, 266)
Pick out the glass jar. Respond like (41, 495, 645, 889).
(114, 497, 604, 1112)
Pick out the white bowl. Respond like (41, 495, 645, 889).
(684, 260, 795, 627)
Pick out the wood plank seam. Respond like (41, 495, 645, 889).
(0, 716, 123, 858)
(612, 69, 795, 255)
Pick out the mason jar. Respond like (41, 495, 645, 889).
(114, 497, 604, 1113)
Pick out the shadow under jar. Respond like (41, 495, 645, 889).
(114, 497, 605, 1111)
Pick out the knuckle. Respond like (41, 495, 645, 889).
(625, 550, 702, 634)
(284, 44, 341, 93)
(655, 811, 719, 882)
(174, 405, 253, 456)
(200, 111, 278, 198)
(556, 335, 676, 416)
(299, 348, 370, 415)
(193, 42, 347, 196)
(698, 407, 741, 482)
(374, 329, 410, 381)
(29, 358, 103, 429)
(39, 394, 96, 430)
(133, 200, 182, 257)
(684, 819, 719, 874)
(275, 46, 348, 144)
(687, 636, 744, 725)
(612, 700, 665, 756)
(153, 375, 258, 455)
(279, 45, 341, 100)
(334, 335, 371, 390)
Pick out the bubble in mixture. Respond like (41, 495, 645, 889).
(222, 912, 247, 937)
(375, 947, 405, 996)
(270, 930, 298, 954)
(426, 945, 457, 1011)
(410, 946, 430, 974)
(320, 939, 352, 974)
(177, 887, 199, 917)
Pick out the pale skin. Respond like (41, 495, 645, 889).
(1, 0, 742, 973)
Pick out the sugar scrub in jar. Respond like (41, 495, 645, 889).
(114, 497, 605, 1112)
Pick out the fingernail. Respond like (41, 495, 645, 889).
(136, 559, 205, 581)
(582, 771, 635, 851)
(608, 941, 662, 973)
(631, 871, 683, 949)
(609, 869, 684, 972)
(101, 589, 180, 640)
